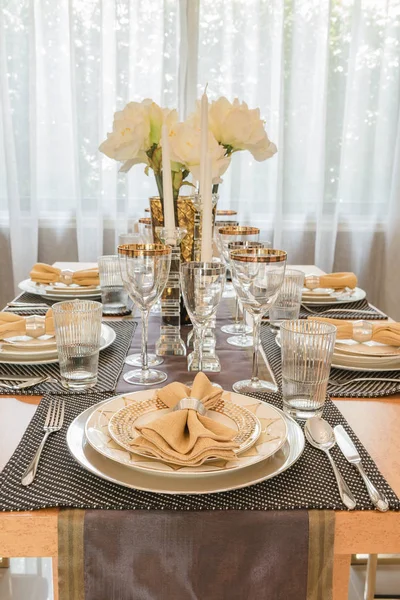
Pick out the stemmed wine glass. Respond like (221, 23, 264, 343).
(225, 240, 270, 347)
(217, 226, 260, 333)
(118, 232, 164, 367)
(180, 262, 226, 372)
(230, 248, 287, 394)
(118, 244, 171, 385)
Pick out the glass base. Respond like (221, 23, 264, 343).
(125, 353, 164, 367)
(60, 375, 97, 391)
(282, 401, 324, 421)
(221, 323, 252, 335)
(227, 335, 253, 348)
(232, 378, 278, 394)
(155, 337, 187, 357)
(123, 368, 167, 386)
(187, 351, 221, 373)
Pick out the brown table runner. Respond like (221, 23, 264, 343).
(116, 300, 274, 393)
(58, 509, 334, 600)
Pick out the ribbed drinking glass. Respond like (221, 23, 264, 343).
(269, 269, 305, 330)
(53, 299, 103, 390)
(98, 255, 129, 315)
(280, 320, 337, 420)
(118, 243, 171, 385)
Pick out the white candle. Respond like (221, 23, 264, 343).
(201, 152, 213, 262)
(199, 90, 208, 195)
(161, 124, 175, 231)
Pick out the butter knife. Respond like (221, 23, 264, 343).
(334, 425, 389, 512)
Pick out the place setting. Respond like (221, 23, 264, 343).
(0, 301, 135, 394)
(299, 271, 388, 320)
(18, 262, 102, 301)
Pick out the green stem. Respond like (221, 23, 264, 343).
(212, 183, 219, 195)
(154, 172, 164, 222)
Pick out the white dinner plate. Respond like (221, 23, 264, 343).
(68, 399, 304, 495)
(301, 287, 366, 306)
(85, 390, 287, 476)
(0, 323, 116, 365)
(18, 278, 101, 300)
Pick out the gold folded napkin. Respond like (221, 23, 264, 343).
(309, 317, 400, 346)
(30, 263, 99, 287)
(0, 311, 54, 340)
(132, 373, 239, 467)
(305, 272, 357, 290)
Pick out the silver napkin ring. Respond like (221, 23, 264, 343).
(25, 315, 46, 339)
(173, 397, 207, 415)
(352, 320, 373, 342)
(59, 269, 74, 285)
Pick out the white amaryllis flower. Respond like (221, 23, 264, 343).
(168, 122, 231, 183)
(206, 97, 277, 161)
(99, 99, 178, 172)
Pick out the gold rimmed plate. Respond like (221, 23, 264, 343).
(85, 389, 288, 477)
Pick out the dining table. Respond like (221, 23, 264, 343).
(0, 262, 399, 600)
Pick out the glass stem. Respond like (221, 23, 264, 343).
(234, 297, 240, 325)
(239, 307, 247, 339)
(251, 314, 262, 385)
(141, 309, 149, 373)
(198, 325, 206, 372)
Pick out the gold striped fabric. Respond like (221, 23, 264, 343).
(307, 510, 336, 600)
(58, 509, 85, 600)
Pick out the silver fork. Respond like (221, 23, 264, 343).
(21, 399, 65, 486)
(0, 376, 57, 390)
(301, 304, 378, 316)
(329, 377, 400, 388)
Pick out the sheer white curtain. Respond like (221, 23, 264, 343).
(195, 0, 400, 318)
(1, 0, 400, 316)
(0, 0, 180, 301)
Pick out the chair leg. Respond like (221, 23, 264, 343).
(364, 554, 378, 600)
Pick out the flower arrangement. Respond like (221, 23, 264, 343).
(99, 96, 277, 200)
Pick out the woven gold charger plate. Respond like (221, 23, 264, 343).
(85, 390, 287, 477)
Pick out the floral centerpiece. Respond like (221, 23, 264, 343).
(99, 96, 277, 202)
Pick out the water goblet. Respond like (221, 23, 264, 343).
(180, 262, 226, 372)
(230, 248, 287, 394)
(118, 244, 171, 385)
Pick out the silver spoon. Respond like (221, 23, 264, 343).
(305, 417, 356, 510)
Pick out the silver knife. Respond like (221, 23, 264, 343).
(334, 425, 389, 512)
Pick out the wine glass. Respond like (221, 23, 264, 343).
(118, 244, 171, 385)
(180, 262, 226, 372)
(225, 240, 270, 348)
(118, 232, 164, 367)
(217, 226, 260, 326)
(230, 248, 287, 394)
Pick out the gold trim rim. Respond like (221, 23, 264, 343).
(230, 248, 287, 263)
(138, 217, 151, 225)
(218, 226, 260, 236)
(217, 210, 237, 216)
(118, 243, 172, 257)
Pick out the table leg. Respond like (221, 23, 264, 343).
(364, 554, 377, 600)
(333, 554, 351, 600)
(53, 556, 59, 600)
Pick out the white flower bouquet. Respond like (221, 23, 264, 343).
(99, 96, 277, 200)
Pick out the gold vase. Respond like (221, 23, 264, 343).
(150, 196, 198, 263)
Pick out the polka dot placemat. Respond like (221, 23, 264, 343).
(0, 387, 398, 511)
